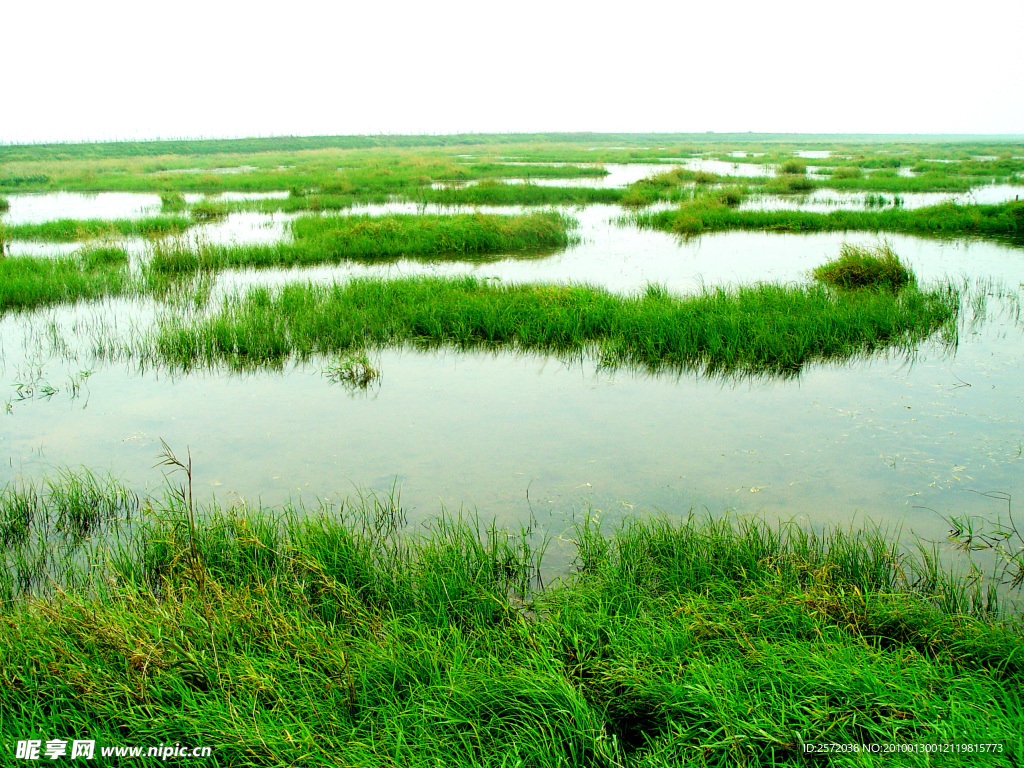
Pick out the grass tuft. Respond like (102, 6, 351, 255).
(813, 242, 914, 291)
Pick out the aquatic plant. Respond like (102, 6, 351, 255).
(0, 196, 9, 213)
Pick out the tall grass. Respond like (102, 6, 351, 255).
(1, 468, 1021, 767)
(148, 272, 959, 377)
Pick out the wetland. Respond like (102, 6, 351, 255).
(2, 132, 1024, 766)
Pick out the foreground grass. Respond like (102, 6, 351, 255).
(149, 273, 959, 376)
(1, 469, 1021, 766)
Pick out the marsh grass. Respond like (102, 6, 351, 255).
(2, 215, 193, 242)
(0, 252, 131, 313)
(0, 195, 9, 213)
(1, 468, 1022, 767)
(146, 212, 577, 274)
(148, 272, 959, 377)
(631, 199, 1024, 240)
(812, 242, 913, 291)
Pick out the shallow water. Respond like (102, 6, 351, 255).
(2, 188, 1023, 557)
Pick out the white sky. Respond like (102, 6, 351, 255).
(4, 0, 1023, 144)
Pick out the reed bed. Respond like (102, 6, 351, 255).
(149, 273, 959, 376)
(1, 468, 1021, 766)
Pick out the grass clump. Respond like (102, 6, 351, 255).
(813, 242, 914, 291)
(188, 198, 230, 222)
(0, 195, 9, 213)
(778, 158, 807, 175)
(159, 191, 187, 211)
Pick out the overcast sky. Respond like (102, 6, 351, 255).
(4, 0, 1022, 144)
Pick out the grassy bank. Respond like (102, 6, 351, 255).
(148, 272, 959, 376)
(630, 198, 1024, 240)
(147, 211, 577, 273)
(1, 468, 1021, 767)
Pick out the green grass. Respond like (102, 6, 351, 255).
(147, 211, 578, 273)
(0, 195, 9, 213)
(2, 215, 193, 242)
(0, 251, 131, 313)
(631, 199, 1024, 240)
(813, 242, 913, 291)
(147, 271, 959, 377)
(1, 468, 1021, 767)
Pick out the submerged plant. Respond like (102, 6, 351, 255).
(813, 242, 914, 291)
